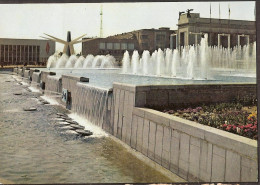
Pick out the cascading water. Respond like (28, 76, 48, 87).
(73, 83, 110, 128)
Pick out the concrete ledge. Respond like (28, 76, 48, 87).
(62, 74, 89, 82)
(133, 107, 257, 159)
(113, 82, 136, 92)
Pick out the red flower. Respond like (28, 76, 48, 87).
(223, 124, 227, 127)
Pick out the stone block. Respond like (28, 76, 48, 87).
(135, 91, 146, 107)
(148, 121, 156, 161)
(135, 85, 151, 92)
(133, 107, 145, 117)
(144, 109, 170, 127)
(188, 144, 200, 180)
(154, 124, 163, 164)
(117, 113, 123, 139)
(119, 89, 125, 103)
(121, 117, 128, 142)
(126, 105, 133, 119)
(162, 127, 171, 152)
(190, 136, 200, 147)
(162, 126, 171, 169)
(172, 129, 180, 138)
(113, 113, 119, 136)
(162, 151, 170, 169)
(148, 143, 155, 161)
(123, 101, 127, 116)
(124, 90, 129, 104)
(225, 150, 241, 182)
(115, 89, 120, 105)
(146, 90, 169, 106)
(130, 115, 138, 149)
(119, 100, 125, 114)
(213, 145, 225, 157)
(142, 119, 149, 156)
(204, 126, 257, 159)
(149, 121, 156, 144)
(125, 118, 132, 146)
(241, 157, 258, 182)
(128, 92, 135, 106)
(178, 159, 189, 180)
(136, 117, 144, 152)
(170, 135, 180, 174)
(169, 118, 204, 139)
(211, 149, 225, 182)
(199, 141, 212, 182)
(179, 133, 190, 162)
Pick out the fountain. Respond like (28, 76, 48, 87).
(121, 34, 256, 80)
(46, 54, 117, 69)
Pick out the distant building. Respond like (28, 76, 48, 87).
(82, 27, 175, 61)
(82, 37, 138, 61)
(175, 13, 256, 48)
(0, 38, 55, 66)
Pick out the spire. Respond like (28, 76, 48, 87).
(210, 3, 212, 22)
(228, 3, 230, 20)
(219, 3, 221, 20)
(100, 4, 103, 38)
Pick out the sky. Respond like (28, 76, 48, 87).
(0, 1, 255, 53)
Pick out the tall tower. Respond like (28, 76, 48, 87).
(100, 4, 103, 38)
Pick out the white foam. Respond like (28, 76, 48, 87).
(21, 81, 29, 86)
(40, 95, 59, 105)
(28, 86, 40, 93)
(68, 113, 108, 138)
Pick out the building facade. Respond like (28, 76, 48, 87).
(82, 28, 175, 61)
(0, 38, 55, 66)
(82, 37, 138, 61)
(175, 13, 256, 48)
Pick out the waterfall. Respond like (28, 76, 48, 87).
(73, 83, 111, 128)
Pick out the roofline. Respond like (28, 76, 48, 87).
(0, 37, 55, 42)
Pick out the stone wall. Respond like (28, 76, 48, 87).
(112, 82, 257, 182)
(134, 84, 256, 109)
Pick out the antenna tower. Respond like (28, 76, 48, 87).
(100, 5, 103, 38)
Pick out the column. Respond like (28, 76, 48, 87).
(218, 34, 221, 48)
(228, 34, 230, 49)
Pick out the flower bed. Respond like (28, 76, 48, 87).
(163, 102, 257, 140)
